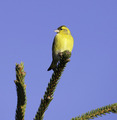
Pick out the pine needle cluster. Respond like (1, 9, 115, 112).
(34, 50, 71, 120)
(14, 62, 26, 120)
(71, 103, 117, 120)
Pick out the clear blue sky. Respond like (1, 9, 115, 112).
(0, 0, 117, 120)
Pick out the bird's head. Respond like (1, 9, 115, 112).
(55, 25, 71, 35)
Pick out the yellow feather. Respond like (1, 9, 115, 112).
(54, 33, 74, 54)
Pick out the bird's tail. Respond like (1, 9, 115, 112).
(47, 60, 58, 71)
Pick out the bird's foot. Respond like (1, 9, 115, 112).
(66, 58, 70, 62)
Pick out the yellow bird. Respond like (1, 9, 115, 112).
(47, 25, 74, 71)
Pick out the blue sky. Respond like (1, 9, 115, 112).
(0, 0, 117, 120)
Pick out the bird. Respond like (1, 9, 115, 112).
(47, 25, 74, 71)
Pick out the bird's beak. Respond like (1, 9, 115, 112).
(54, 29, 59, 33)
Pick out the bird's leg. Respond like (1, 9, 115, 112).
(66, 58, 70, 62)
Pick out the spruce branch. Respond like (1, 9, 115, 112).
(14, 62, 26, 120)
(71, 103, 117, 120)
(34, 50, 71, 120)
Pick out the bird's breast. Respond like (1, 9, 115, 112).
(53, 33, 74, 55)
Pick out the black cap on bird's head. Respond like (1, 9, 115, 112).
(55, 25, 71, 34)
(58, 25, 66, 29)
